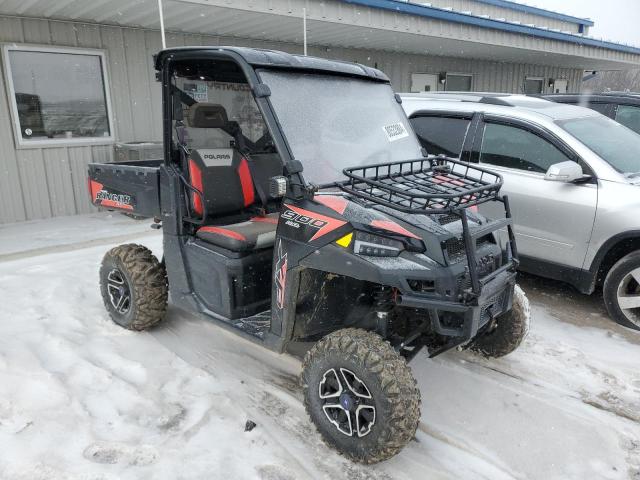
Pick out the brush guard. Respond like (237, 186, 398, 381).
(336, 156, 519, 297)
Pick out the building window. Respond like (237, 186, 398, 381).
(524, 77, 544, 94)
(445, 73, 472, 92)
(3, 45, 113, 147)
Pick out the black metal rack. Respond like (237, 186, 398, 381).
(338, 157, 502, 214)
(336, 156, 518, 298)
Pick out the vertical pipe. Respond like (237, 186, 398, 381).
(303, 7, 307, 56)
(158, 0, 167, 50)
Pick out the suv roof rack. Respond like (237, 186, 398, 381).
(405, 92, 516, 106)
(337, 157, 503, 214)
(476, 96, 513, 106)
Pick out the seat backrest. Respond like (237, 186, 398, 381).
(184, 103, 232, 150)
(183, 103, 284, 218)
(188, 148, 255, 218)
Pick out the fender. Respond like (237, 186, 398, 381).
(584, 230, 640, 293)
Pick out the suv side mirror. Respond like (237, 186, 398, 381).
(544, 161, 583, 183)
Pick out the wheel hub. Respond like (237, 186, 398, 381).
(107, 268, 131, 315)
(318, 368, 376, 438)
(617, 267, 640, 326)
(339, 392, 356, 411)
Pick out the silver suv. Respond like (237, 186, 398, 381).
(401, 92, 640, 331)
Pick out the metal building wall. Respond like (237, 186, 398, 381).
(421, 0, 585, 33)
(0, 16, 583, 224)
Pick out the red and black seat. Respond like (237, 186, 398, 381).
(183, 103, 281, 252)
(196, 213, 279, 251)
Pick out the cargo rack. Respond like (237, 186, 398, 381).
(333, 156, 518, 297)
(337, 157, 502, 214)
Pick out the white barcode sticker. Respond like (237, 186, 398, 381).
(382, 122, 409, 142)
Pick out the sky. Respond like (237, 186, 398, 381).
(517, 0, 640, 46)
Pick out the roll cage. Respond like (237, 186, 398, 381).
(155, 46, 392, 200)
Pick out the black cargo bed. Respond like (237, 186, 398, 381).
(88, 161, 162, 218)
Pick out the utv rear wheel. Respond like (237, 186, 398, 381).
(469, 284, 530, 358)
(603, 251, 640, 331)
(301, 328, 421, 464)
(99, 244, 168, 331)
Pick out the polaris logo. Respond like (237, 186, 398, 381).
(204, 153, 231, 160)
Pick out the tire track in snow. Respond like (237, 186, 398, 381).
(149, 310, 529, 479)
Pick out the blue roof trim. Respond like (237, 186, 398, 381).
(474, 0, 593, 27)
(341, 0, 640, 55)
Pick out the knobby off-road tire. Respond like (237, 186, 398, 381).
(99, 244, 168, 331)
(603, 251, 640, 331)
(301, 328, 421, 464)
(470, 284, 530, 358)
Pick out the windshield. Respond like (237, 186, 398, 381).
(258, 70, 423, 184)
(558, 115, 640, 175)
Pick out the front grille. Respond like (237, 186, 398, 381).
(444, 236, 496, 265)
(436, 214, 460, 226)
(444, 237, 466, 263)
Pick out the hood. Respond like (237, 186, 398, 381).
(315, 194, 421, 238)
(314, 193, 478, 239)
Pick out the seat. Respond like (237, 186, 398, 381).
(181, 103, 283, 252)
(196, 213, 279, 251)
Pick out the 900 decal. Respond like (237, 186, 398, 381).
(282, 204, 347, 242)
(282, 209, 328, 230)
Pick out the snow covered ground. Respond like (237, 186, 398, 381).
(0, 213, 639, 480)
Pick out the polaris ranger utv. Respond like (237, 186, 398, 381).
(89, 47, 527, 463)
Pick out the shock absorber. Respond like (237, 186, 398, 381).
(373, 286, 394, 311)
(372, 286, 395, 337)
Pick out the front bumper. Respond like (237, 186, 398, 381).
(397, 268, 517, 341)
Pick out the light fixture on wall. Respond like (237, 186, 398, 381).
(438, 72, 447, 85)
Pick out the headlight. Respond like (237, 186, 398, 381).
(354, 231, 404, 257)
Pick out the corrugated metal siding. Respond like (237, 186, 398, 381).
(0, 16, 584, 224)
(421, 0, 582, 33)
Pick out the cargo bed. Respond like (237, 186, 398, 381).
(88, 160, 162, 218)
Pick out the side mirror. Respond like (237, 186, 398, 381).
(544, 161, 583, 183)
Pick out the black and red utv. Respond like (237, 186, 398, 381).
(89, 47, 528, 463)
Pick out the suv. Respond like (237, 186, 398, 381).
(401, 92, 640, 331)
(542, 92, 640, 134)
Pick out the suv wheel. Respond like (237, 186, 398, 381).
(301, 328, 421, 464)
(603, 251, 640, 331)
(99, 244, 168, 330)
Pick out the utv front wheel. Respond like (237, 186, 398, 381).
(603, 251, 640, 331)
(99, 244, 168, 330)
(469, 284, 530, 358)
(301, 328, 421, 464)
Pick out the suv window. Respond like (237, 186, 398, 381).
(615, 105, 640, 134)
(410, 116, 470, 157)
(589, 103, 611, 115)
(479, 123, 571, 173)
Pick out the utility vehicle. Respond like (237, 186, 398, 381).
(89, 47, 527, 463)
(402, 92, 640, 331)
